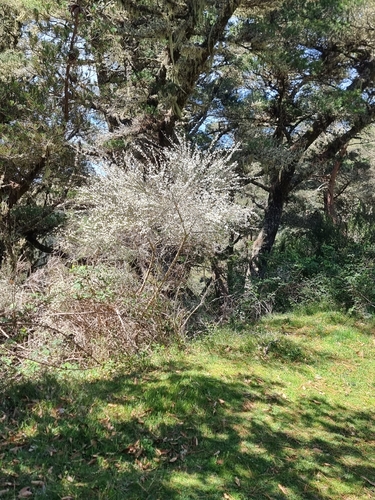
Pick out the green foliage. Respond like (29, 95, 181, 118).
(1, 0, 375, 346)
(251, 209, 375, 315)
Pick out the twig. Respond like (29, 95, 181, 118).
(12, 320, 101, 365)
(354, 289, 375, 308)
(144, 233, 188, 312)
(113, 307, 138, 350)
(181, 279, 213, 331)
(48, 311, 99, 316)
(362, 476, 375, 487)
(0, 325, 27, 349)
(64, 5, 81, 121)
(137, 240, 155, 295)
(0, 326, 10, 339)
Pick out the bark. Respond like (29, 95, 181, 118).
(248, 113, 336, 279)
(153, 0, 243, 145)
(212, 258, 232, 319)
(323, 146, 347, 223)
(1, 154, 48, 209)
(249, 99, 375, 279)
(249, 164, 295, 278)
(63, 5, 81, 122)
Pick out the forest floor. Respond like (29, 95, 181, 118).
(1, 310, 374, 499)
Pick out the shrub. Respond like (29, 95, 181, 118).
(1, 138, 254, 366)
(252, 211, 375, 316)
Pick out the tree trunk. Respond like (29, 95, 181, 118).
(323, 146, 347, 224)
(249, 165, 295, 278)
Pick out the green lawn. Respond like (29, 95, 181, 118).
(1, 311, 374, 499)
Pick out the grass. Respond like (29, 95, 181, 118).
(0, 311, 375, 499)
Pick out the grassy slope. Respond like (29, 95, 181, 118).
(0, 311, 374, 499)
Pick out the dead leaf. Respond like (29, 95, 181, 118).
(31, 481, 44, 487)
(18, 486, 33, 498)
(99, 417, 114, 431)
(278, 484, 288, 495)
(66, 476, 74, 483)
(61, 497, 74, 500)
(125, 440, 143, 458)
(223, 493, 234, 499)
(234, 477, 241, 487)
(135, 458, 153, 470)
(155, 448, 170, 456)
(169, 456, 178, 463)
(218, 399, 225, 405)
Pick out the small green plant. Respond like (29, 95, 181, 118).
(257, 335, 311, 363)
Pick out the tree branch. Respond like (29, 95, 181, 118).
(64, 5, 82, 122)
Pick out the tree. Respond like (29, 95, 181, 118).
(77, 0, 279, 148)
(0, 1, 91, 268)
(0, 0, 276, 268)
(210, 0, 375, 277)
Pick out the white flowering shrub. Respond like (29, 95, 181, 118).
(0, 138, 253, 363)
(65, 137, 252, 263)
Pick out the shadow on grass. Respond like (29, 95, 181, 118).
(0, 361, 374, 500)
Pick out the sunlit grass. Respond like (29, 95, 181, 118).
(1, 311, 374, 499)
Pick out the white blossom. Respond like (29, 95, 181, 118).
(64, 136, 253, 260)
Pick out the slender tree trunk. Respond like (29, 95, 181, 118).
(249, 164, 295, 278)
(323, 146, 347, 224)
(226, 231, 236, 295)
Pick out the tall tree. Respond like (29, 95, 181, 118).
(210, 0, 375, 277)
(2, 0, 283, 268)
(0, 1, 91, 267)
